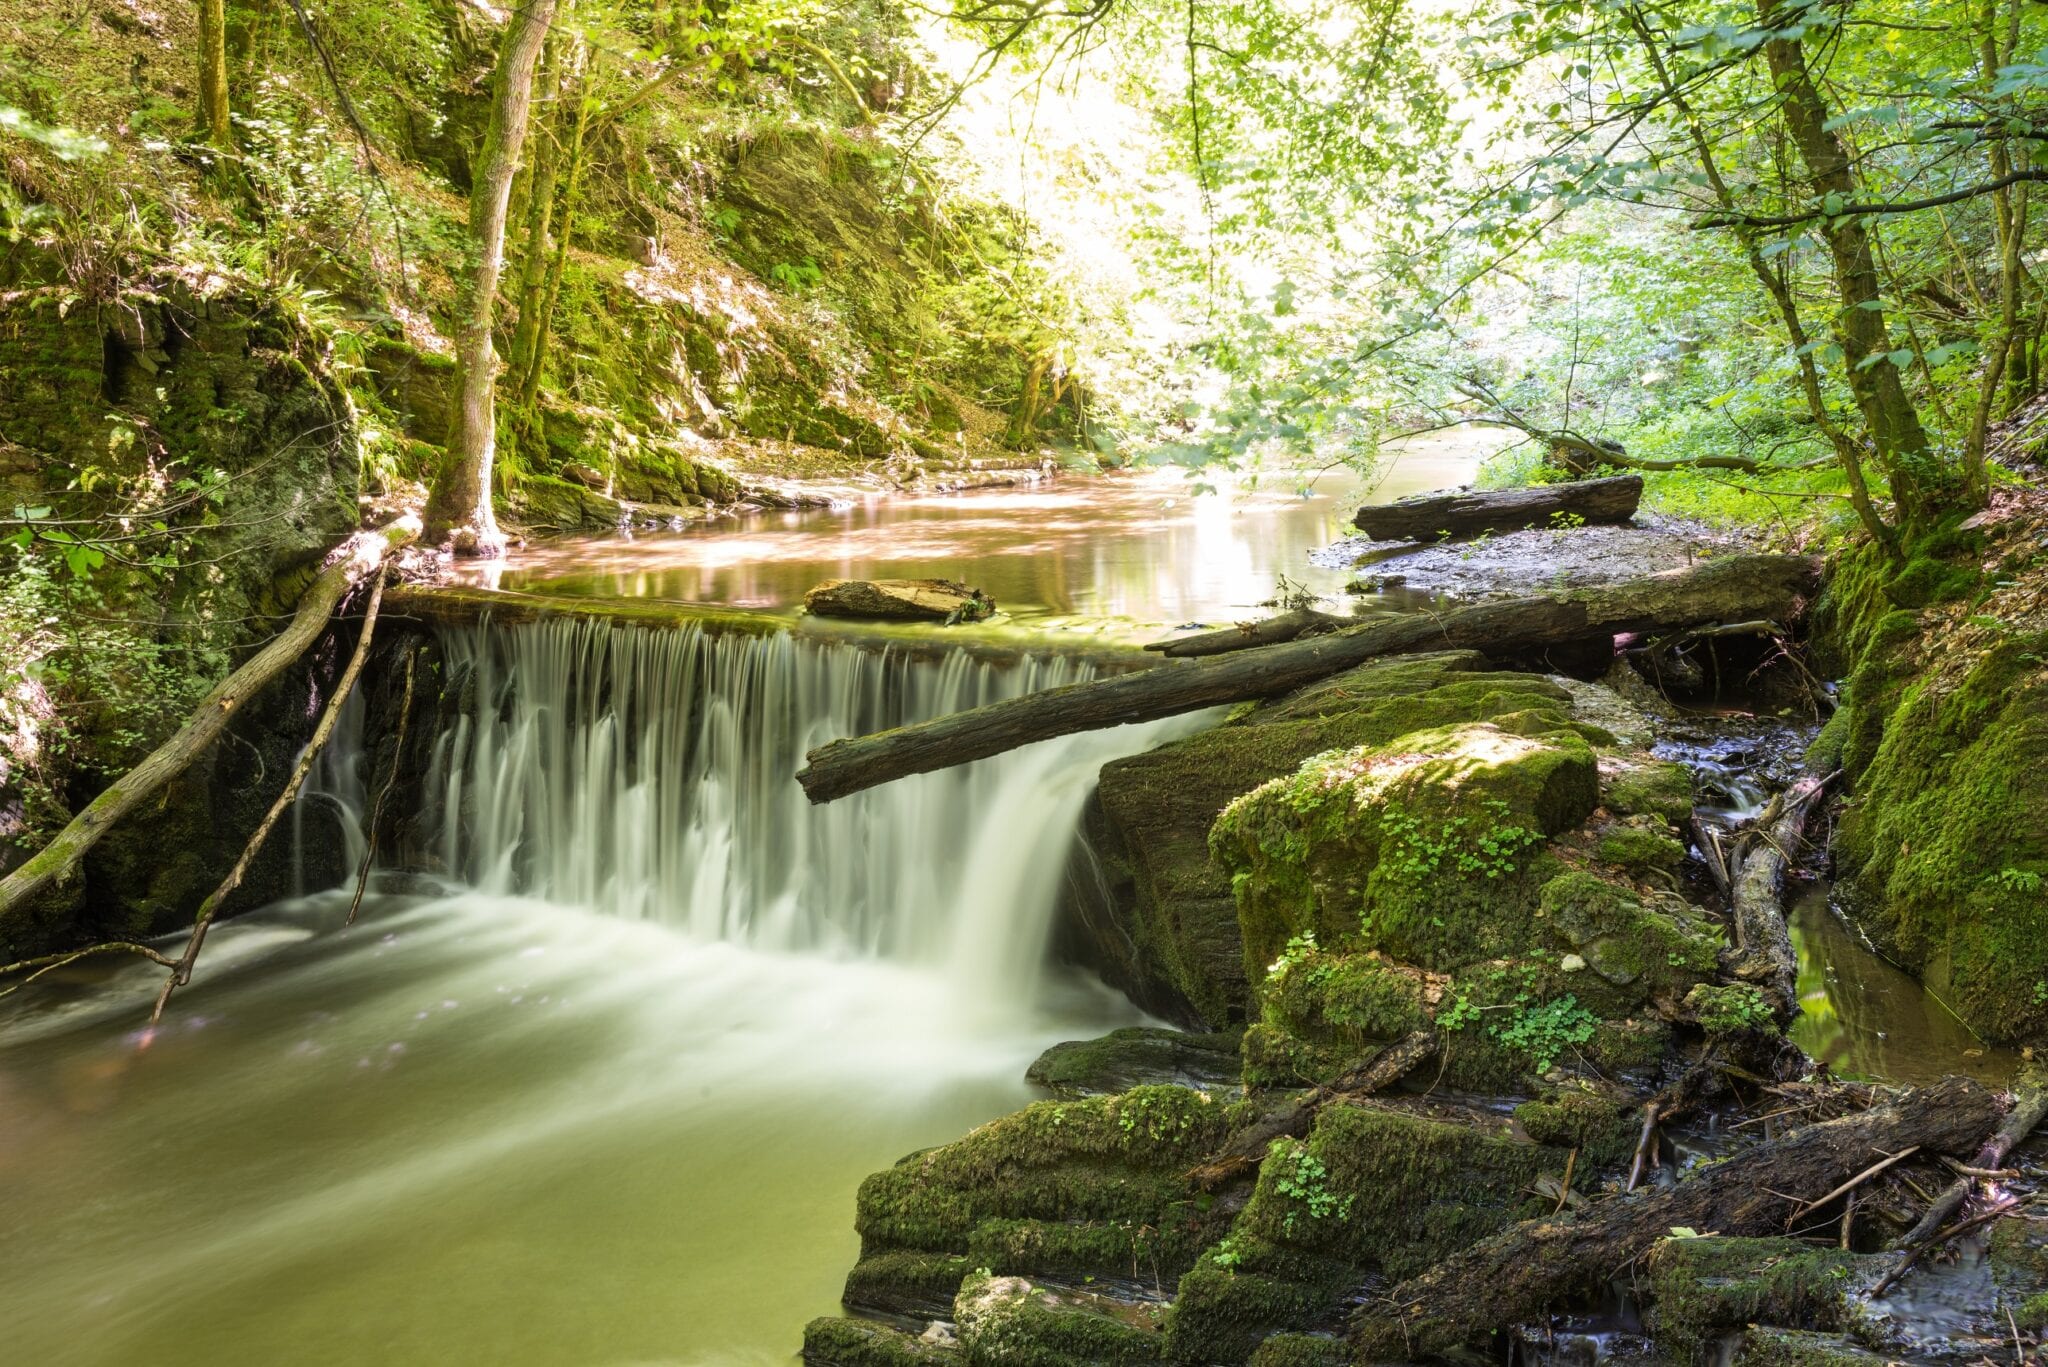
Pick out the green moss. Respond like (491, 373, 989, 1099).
(1685, 982, 1778, 1037)
(1246, 1333, 1349, 1367)
(1086, 652, 1580, 1024)
(1166, 1241, 1355, 1365)
(1212, 721, 1598, 978)
(843, 1251, 973, 1315)
(1260, 947, 1429, 1048)
(965, 1217, 1207, 1286)
(801, 1317, 955, 1367)
(1603, 758, 1695, 825)
(1535, 871, 1722, 1002)
(1596, 823, 1687, 872)
(1882, 555, 1979, 609)
(953, 1272, 1164, 1366)
(1239, 1023, 1349, 1090)
(1238, 1104, 1549, 1276)
(1647, 1237, 1857, 1363)
(2022, 1293, 2048, 1328)
(1513, 1087, 1639, 1168)
(857, 1088, 1239, 1253)
(1729, 1328, 1890, 1367)
(1833, 630, 2048, 1041)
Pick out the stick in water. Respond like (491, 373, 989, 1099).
(150, 574, 388, 1026)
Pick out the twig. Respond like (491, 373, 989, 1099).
(150, 574, 388, 1026)
(1788, 1145, 1918, 1224)
(1554, 1147, 1578, 1216)
(1627, 1105, 1660, 1193)
(0, 941, 181, 999)
(346, 646, 419, 927)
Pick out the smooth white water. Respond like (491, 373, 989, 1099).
(0, 619, 1203, 1366)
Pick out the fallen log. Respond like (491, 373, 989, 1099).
(1724, 770, 1836, 1017)
(1890, 1068, 2047, 1251)
(796, 553, 1819, 804)
(1144, 607, 1351, 658)
(1350, 1075, 2001, 1359)
(1186, 1030, 1437, 1192)
(1352, 474, 1642, 542)
(0, 518, 418, 932)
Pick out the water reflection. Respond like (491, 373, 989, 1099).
(463, 439, 1493, 634)
(1789, 886, 2018, 1087)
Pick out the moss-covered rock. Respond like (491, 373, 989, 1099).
(1602, 757, 1696, 825)
(1168, 1101, 1560, 1361)
(842, 1250, 975, 1318)
(1071, 652, 1579, 1024)
(1211, 720, 1597, 978)
(1647, 1236, 1858, 1363)
(850, 1087, 1244, 1311)
(1245, 1333, 1349, 1367)
(802, 1316, 957, 1367)
(953, 1272, 1165, 1366)
(1513, 1085, 1639, 1168)
(1596, 819, 1687, 873)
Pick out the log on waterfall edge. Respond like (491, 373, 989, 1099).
(1352, 473, 1643, 542)
(795, 552, 1818, 804)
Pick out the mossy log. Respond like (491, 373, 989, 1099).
(0, 519, 417, 930)
(1351, 474, 1642, 542)
(1349, 1075, 2002, 1359)
(1145, 607, 1351, 658)
(797, 554, 1819, 804)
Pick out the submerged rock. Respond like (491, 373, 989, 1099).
(805, 578, 996, 623)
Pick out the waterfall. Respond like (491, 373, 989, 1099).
(405, 619, 1191, 1014)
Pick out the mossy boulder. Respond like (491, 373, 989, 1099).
(1211, 720, 1598, 979)
(802, 1317, 956, 1367)
(1730, 1328, 1894, 1367)
(1647, 1236, 1857, 1363)
(850, 1087, 1243, 1308)
(1595, 819, 1687, 873)
(1601, 757, 1696, 826)
(953, 1272, 1165, 1366)
(1070, 651, 1580, 1024)
(1168, 1101, 1559, 1360)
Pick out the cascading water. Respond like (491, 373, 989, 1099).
(0, 617, 1202, 1367)
(413, 620, 1174, 1011)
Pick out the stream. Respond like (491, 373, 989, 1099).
(0, 442, 2011, 1365)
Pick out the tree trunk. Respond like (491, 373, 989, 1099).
(423, 0, 561, 555)
(0, 520, 417, 938)
(197, 0, 231, 146)
(514, 73, 592, 420)
(1759, 0, 1944, 522)
(796, 554, 1819, 803)
(1352, 474, 1642, 542)
(1351, 1076, 2002, 1359)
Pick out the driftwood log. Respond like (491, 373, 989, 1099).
(796, 553, 1819, 804)
(1724, 770, 1837, 1016)
(1144, 607, 1351, 658)
(1350, 1075, 2002, 1359)
(1352, 474, 1642, 542)
(0, 519, 418, 933)
(1187, 1030, 1436, 1192)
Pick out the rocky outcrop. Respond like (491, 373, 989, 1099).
(805, 579, 995, 623)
